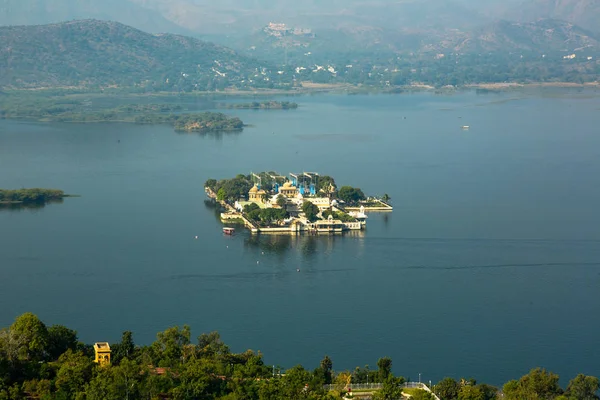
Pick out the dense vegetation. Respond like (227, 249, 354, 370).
(321, 210, 357, 223)
(207, 175, 254, 203)
(336, 186, 366, 206)
(205, 174, 341, 204)
(135, 113, 244, 133)
(0, 189, 65, 204)
(1, 313, 599, 400)
(0, 96, 243, 133)
(0, 20, 292, 91)
(301, 201, 320, 223)
(243, 203, 289, 227)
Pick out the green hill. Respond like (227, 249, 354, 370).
(0, 20, 289, 90)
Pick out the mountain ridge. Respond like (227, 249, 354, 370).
(0, 20, 282, 89)
(507, 0, 600, 33)
(450, 18, 600, 53)
(0, 0, 193, 34)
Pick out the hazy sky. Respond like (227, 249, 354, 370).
(2, 0, 595, 35)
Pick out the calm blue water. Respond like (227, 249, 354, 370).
(1, 90, 600, 386)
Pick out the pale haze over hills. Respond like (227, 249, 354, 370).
(1, 0, 598, 35)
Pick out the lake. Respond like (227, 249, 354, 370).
(1, 89, 600, 386)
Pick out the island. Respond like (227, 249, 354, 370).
(134, 112, 244, 133)
(217, 101, 298, 110)
(0, 189, 68, 204)
(0, 100, 245, 134)
(205, 172, 392, 234)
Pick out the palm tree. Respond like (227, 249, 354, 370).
(381, 193, 391, 204)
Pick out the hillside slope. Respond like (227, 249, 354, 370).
(508, 0, 600, 33)
(0, 20, 281, 89)
(442, 19, 600, 53)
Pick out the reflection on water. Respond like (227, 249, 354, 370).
(382, 213, 390, 228)
(0, 199, 64, 212)
(204, 198, 366, 256)
(203, 199, 223, 215)
(175, 130, 242, 141)
(244, 229, 365, 259)
(244, 234, 293, 255)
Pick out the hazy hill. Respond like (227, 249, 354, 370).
(508, 0, 600, 33)
(129, 0, 493, 33)
(0, 0, 510, 34)
(0, 20, 276, 89)
(0, 0, 191, 34)
(225, 17, 600, 65)
(3, 0, 600, 38)
(449, 19, 600, 53)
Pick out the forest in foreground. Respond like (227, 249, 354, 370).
(0, 313, 598, 400)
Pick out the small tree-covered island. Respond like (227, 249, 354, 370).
(0, 189, 68, 205)
(205, 172, 392, 234)
(0, 100, 245, 134)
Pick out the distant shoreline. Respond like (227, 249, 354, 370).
(465, 81, 600, 90)
(4, 81, 599, 97)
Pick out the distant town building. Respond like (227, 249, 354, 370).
(264, 22, 314, 38)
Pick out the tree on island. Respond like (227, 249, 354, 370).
(318, 176, 337, 198)
(276, 194, 287, 208)
(338, 186, 366, 206)
(381, 193, 391, 204)
(302, 201, 320, 222)
(244, 204, 288, 226)
(204, 179, 217, 191)
(212, 175, 253, 202)
(0, 189, 65, 204)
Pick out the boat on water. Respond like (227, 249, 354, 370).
(461, 125, 470, 130)
(223, 227, 235, 235)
